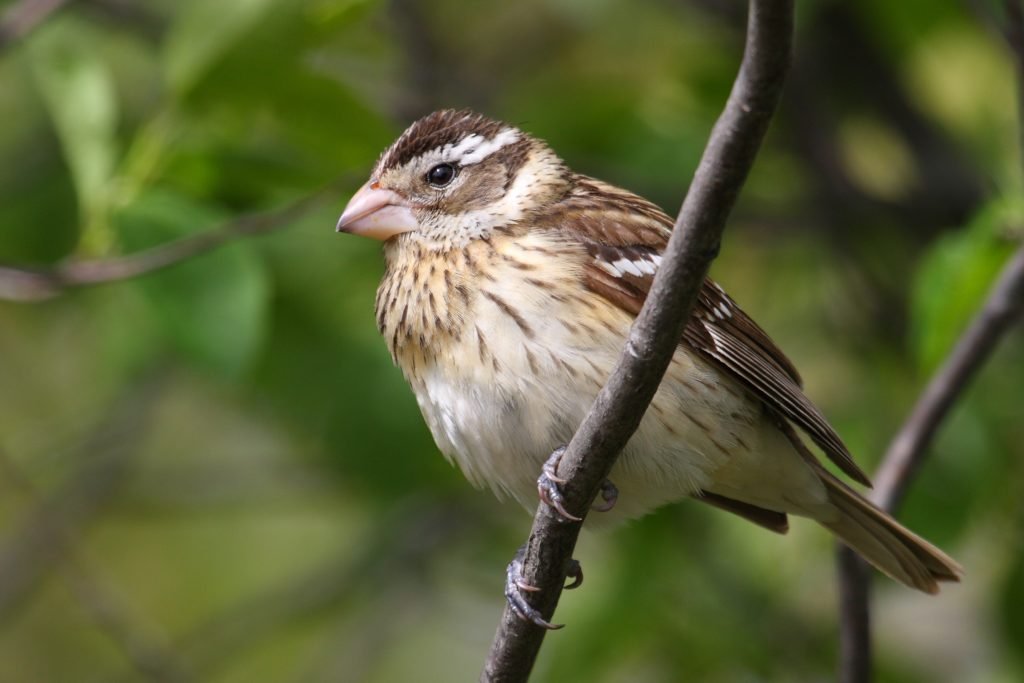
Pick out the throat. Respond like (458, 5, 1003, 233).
(375, 239, 472, 373)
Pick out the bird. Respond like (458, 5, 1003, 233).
(336, 109, 961, 622)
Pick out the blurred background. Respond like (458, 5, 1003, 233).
(0, 0, 1022, 681)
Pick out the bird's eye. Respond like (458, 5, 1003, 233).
(426, 163, 457, 188)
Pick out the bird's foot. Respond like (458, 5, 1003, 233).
(593, 478, 619, 512)
(504, 547, 583, 630)
(537, 446, 619, 522)
(537, 447, 580, 522)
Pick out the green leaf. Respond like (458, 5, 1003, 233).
(910, 194, 1021, 371)
(28, 21, 119, 252)
(1000, 550, 1024, 658)
(115, 190, 270, 377)
(164, 0, 279, 94)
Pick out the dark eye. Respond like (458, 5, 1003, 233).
(426, 163, 456, 187)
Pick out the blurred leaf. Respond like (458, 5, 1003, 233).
(0, 140, 78, 264)
(838, 115, 917, 202)
(115, 190, 269, 377)
(164, 0, 278, 94)
(158, 0, 385, 202)
(28, 20, 119, 252)
(910, 194, 1021, 371)
(1000, 545, 1024, 658)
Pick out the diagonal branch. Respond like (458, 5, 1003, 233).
(0, 0, 76, 53)
(838, 3, 1024, 681)
(0, 183, 337, 303)
(837, 240, 1024, 682)
(0, 374, 163, 618)
(873, 244, 1024, 513)
(480, 1, 795, 680)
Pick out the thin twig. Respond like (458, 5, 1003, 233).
(837, 4, 1024, 681)
(103, 499, 475, 683)
(0, 370, 176, 683)
(0, 436, 193, 683)
(873, 245, 1024, 511)
(837, 545, 873, 683)
(0, 0, 75, 52)
(79, 0, 165, 41)
(0, 183, 338, 302)
(0, 376, 163, 618)
(480, 2, 794, 680)
(837, 242, 1024, 683)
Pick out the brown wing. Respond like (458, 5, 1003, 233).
(555, 177, 872, 487)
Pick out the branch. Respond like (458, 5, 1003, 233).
(0, 373, 162, 618)
(873, 245, 1024, 511)
(838, 4, 1024, 681)
(119, 500, 476, 683)
(481, 1, 794, 680)
(80, 0, 165, 41)
(0, 438, 192, 683)
(837, 242, 1024, 683)
(837, 546, 873, 683)
(0, 0, 75, 53)
(0, 184, 336, 303)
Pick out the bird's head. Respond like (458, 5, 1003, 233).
(337, 110, 568, 249)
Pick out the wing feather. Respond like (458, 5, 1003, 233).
(552, 178, 872, 487)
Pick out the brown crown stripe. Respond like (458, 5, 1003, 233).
(378, 109, 510, 172)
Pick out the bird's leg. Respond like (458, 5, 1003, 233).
(504, 547, 583, 630)
(537, 446, 618, 521)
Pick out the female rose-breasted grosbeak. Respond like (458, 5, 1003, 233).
(337, 109, 961, 598)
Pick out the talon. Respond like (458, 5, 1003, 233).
(537, 446, 582, 522)
(591, 479, 619, 512)
(542, 446, 568, 484)
(505, 547, 563, 629)
(564, 559, 583, 590)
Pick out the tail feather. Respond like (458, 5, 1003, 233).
(819, 471, 962, 593)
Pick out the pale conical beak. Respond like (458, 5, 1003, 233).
(336, 181, 418, 240)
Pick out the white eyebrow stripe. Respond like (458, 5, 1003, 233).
(445, 134, 485, 159)
(442, 128, 520, 166)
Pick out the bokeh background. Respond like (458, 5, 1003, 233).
(1, 0, 1022, 681)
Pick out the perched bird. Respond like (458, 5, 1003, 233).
(337, 109, 961, 617)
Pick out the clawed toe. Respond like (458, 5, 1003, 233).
(537, 446, 619, 521)
(541, 446, 568, 484)
(505, 549, 562, 630)
(592, 479, 619, 512)
(537, 446, 581, 522)
(564, 559, 583, 590)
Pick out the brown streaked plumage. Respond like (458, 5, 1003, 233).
(337, 109, 962, 595)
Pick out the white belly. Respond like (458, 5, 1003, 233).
(408, 279, 768, 523)
(390, 233, 825, 523)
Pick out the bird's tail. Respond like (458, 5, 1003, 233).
(817, 470, 962, 593)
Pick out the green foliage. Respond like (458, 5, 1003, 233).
(910, 194, 1022, 371)
(164, 0, 281, 94)
(1000, 548, 1024, 661)
(115, 190, 270, 376)
(29, 20, 119, 252)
